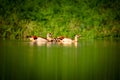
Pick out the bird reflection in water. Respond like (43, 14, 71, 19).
(29, 41, 78, 47)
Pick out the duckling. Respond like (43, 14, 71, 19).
(57, 36, 65, 40)
(46, 33, 63, 42)
(46, 33, 54, 42)
(61, 35, 80, 44)
(54, 36, 65, 42)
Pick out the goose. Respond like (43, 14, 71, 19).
(29, 36, 47, 42)
(60, 35, 80, 44)
(29, 33, 53, 42)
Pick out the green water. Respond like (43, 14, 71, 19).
(0, 39, 120, 80)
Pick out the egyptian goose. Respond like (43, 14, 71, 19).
(29, 36, 47, 42)
(29, 33, 53, 42)
(60, 35, 80, 44)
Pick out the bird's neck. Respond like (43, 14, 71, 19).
(74, 36, 78, 42)
(47, 36, 53, 41)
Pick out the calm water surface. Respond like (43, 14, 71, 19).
(0, 39, 120, 80)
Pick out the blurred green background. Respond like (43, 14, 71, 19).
(0, 0, 120, 39)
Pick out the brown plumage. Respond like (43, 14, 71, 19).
(29, 33, 53, 42)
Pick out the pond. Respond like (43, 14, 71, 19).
(0, 39, 120, 80)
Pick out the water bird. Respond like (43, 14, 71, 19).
(46, 33, 54, 42)
(29, 33, 53, 42)
(54, 36, 65, 42)
(60, 35, 80, 44)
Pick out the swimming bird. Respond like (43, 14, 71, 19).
(29, 33, 53, 42)
(29, 36, 48, 42)
(60, 35, 80, 44)
(54, 36, 65, 42)
(46, 33, 54, 42)
(46, 33, 64, 42)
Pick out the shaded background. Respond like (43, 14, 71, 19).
(0, 0, 120, 39)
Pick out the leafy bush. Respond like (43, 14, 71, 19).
(0, 0, 120, 39)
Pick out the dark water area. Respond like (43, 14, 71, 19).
(0, 39, 120, 80)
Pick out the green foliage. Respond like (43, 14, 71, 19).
(0, 0, 120, 39)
